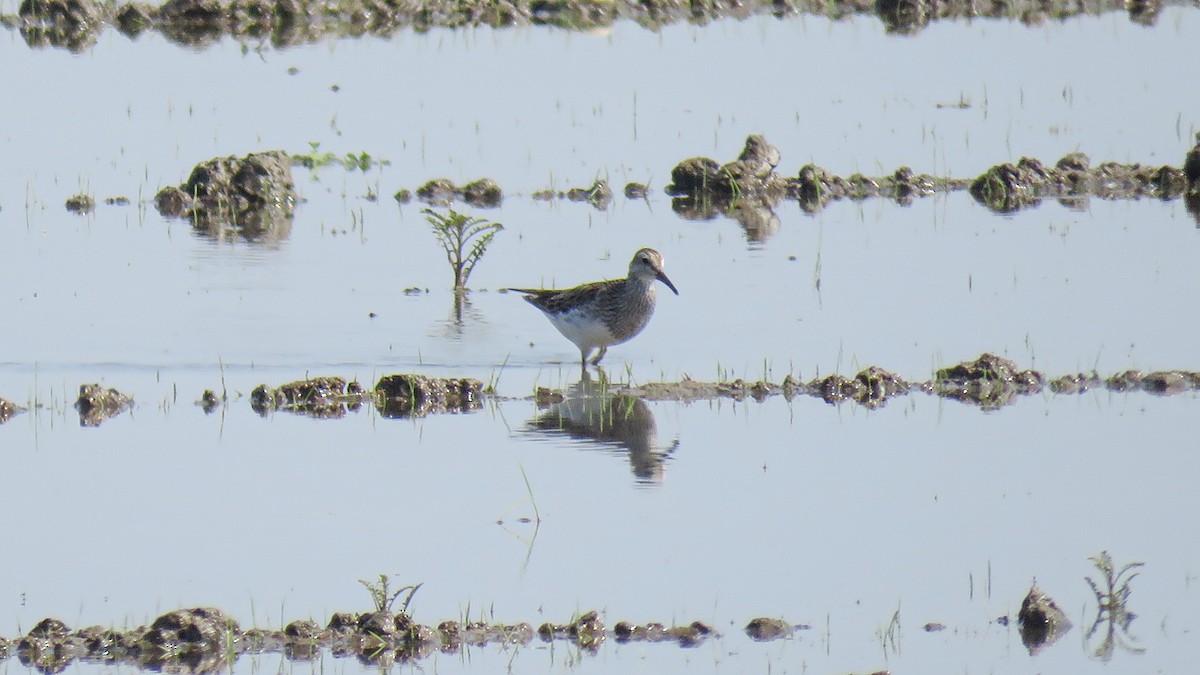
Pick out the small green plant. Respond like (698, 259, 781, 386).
(294, 142, 391, 172)
(424, 208, 503, 290)
(359, 574, 423, 614)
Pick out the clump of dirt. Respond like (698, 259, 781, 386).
(971, 153, 1188, 213)
(199, 388, 222, 413)
(633, 375, 775, 402)
(529, 178, 613, 210)
(64, 193, 95, 213)
(566, 178, 613, 210)
(244, 374, 483, 418)
(1049, 371, 1102, 394)
(665, 135, 969, 242)
(930, 353, 1044, 410)
(811, 366, 910, 408)
(533, 353, 1199, 409)
(537, 610, 606, 651)
(16, 0, 107, 51)
(374, 374, 483, 417)
(623, 182, 650, 199)
(251, 376, 362, 418)
(1018, 585, 1071, 654)
(12, 608, 238, 673)
(1, 606, 728, 670)
(0, 396, 22, 424)
(1110, 369, 1200, 395)
(154, 151, 295, 241)
(4, 0, 1177, 51)
(668, 134, 785, 199)
(744, 617, 797, 641)
(140, 607, 239, 662)
(414, 177, 503, 207)
(612, 620, 715, 646)
(75, 383, 133, 427)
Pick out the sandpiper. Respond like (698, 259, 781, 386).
(508, 248, 679, 368)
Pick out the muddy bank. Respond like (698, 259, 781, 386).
(246, 373, 484, 419)
(0, 578, 1108, 671)
(91, 135, 1200, 248)
(6, 354, 1193, 429)
(0, 605, 719, 671)
(417, 134, 1198, 237)
(3, 0, 1183, 51)
(235, 355, 1200, 416)
(660, 135, 1200, 239)
(616, 353, 1200, 410)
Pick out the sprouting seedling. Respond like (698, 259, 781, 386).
(359, 574, 423, 614)
(424, 208, 503, 291)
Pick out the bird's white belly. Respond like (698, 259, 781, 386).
(547, 309, 618, 350)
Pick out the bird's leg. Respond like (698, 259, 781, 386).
(589, 346, 608, 365)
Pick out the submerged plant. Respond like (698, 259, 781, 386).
(359, 574, 423, 614)
(424, 208, 503, 290)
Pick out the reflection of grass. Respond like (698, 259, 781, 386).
(424, 208, 503, 290)
(1085, 550, 1144, 660)
(359, 574, 422, 614)
(878, 603, 901, 656)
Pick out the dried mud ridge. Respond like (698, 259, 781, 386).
(1, 353, 1195, 427)
(4, 0, 1184, 52)
(0, 586, 1069, 671)
(113, 132, 1200, 243)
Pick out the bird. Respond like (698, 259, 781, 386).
(508, 248, 679, 368)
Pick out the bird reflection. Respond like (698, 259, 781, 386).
(527, 374, 676, 484)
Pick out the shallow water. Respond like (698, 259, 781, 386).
(2, 4, 1199, 674)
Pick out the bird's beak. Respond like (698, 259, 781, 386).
(657, 271, 680, 296)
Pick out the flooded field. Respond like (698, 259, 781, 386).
(2, 0, 1199, 673)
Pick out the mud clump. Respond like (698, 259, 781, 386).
(12, 609, 238, 673)
(971, 153, 1188, 213)
(1184, 132, 1200, 185)
(744, 617, 797, 641)
(251, 376, 361, 418)
(140, 607, 239, 668)
(8, 0, 1182, 50)
(668, 134, 784, 199)
(64, 193, 95, 214)
(812, 366, 909, 408)
(566, 179, 612, 210)
(612, 620, 714, 647)
(17, 0, 107, 50)
(75, 383, 133, 427)
(1018, 585, 1071, 653)
(374, 374, 483, 417)
(0, 396, 23, 424)
(538, 610, 605, 651)
(244, 374, 483, 418)
(1138, 370, 1200, 395)
(415, 177, 503, 208)
(155, 151, 295, 241)
(1049, 371, 1101, 394)
(930, 353, 1044, 409)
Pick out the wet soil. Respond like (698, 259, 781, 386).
(0, 585, 1076, 671)
(3, 0, 1184, 52)
(124, 134, 1200, 254)
(4, 354, 1196, 427)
